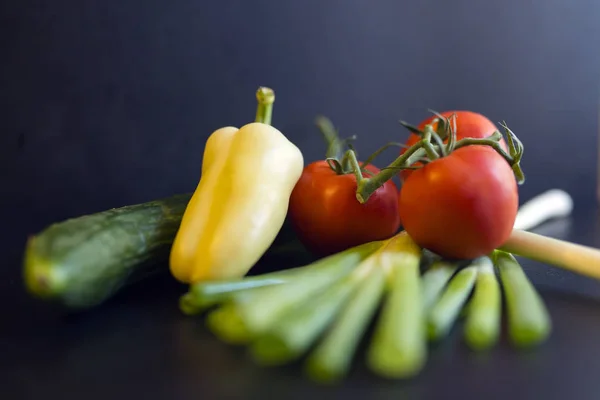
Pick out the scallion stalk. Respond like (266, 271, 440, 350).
(234, 241, 384, 336)
(179, 267, 306, 315)
(500, 229, 600, 281)
(421, 261, 458, 312)
(304, 263, 386, 383)
(367, 233, 426, 379)
(250, 269, 360, 365)
(206, 302, 252, 344)
(463, 257, 501, 350)
(427, 265, 477, 341)
(495, 250, 551, 348)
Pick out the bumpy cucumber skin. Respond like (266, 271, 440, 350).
(24, 193, 192, 310)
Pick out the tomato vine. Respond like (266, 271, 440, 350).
(348, 111, 525, 204)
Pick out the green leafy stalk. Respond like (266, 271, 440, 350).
(179, 267, 306, 315)
(367, 238, 426, 379)
(495, 251, 551, 348)
(203, 242, 381, 344)
(234, 241, 384, 336)
(305, 263, 386, 384)
(463, 257, 501, 351)
(250, 260, 374, 365)
(427, 265, 477, 341)
(206, 302, 252, 344)
(421, 260, 458, 312)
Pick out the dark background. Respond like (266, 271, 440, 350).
(3, 1, 600, 399)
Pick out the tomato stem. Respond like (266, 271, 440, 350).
(422, 126, 442, 160)
(430, 130, 448, 157)
(356, 142, 427, 204)
(360, 142, 408, 172)
(316, 116, 361, 175)
(316, 116, 344, 159)
(428, 109, 457, 142)
(326, 158, 344, 175)
(355, 115, 526, 204)
(255, 87, 275, 125)
(345, 149, 366, 185)
(452, 128, 525, 184)
(399, 120, 425, 136)
(501, 122, 526, 183)
(446, 114, 457, 152)
(359, 147, 428, 202)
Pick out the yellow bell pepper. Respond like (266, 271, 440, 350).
(169, 87, 304, 283)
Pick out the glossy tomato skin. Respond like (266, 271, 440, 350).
(399, 145, 518, 260)
(400, 111, 507, 182)
(289, 161, 401, 257)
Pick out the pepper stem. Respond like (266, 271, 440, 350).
(255, 87, 275, 125)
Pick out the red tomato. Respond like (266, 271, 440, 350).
(289, 161, 401, 256)
(399, 145, 518, 260)
(400, 111, 507, 182)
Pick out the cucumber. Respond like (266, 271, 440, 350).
(23, 193, 192, 310)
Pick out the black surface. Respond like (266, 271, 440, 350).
(3, 0, 600, 223)
(4, 206, 600, 400)
(3, 1, 600, 399)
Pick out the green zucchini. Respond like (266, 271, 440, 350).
(23, 193, 192, 310)
(23, 193, 309, 311)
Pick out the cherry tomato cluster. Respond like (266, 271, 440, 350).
(289, 111, 521, 261)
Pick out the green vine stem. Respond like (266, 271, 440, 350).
(315, 116, 344, 160)
(326, 158, 344, 175)
(315, 116, 415, 181)
(421, 126, 441, 160)
(315, 116, 359, 174)
(355, 117, 526, 204)
(345, 149, 365, 186)
(355, 142, 428, 204)
(427, 109, 457, 142)
(359, 142, 407, 172)
(255, 87, 275, 125)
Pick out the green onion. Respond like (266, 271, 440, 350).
(206, 302, 252, 344)
(427, 265, 477, 341)
(421, 260, 458, 312)
(305, 263, 386, 383)
(179, 267, 306, 315)
(367, 236, 426, 379)
(234, 241, 383, 336)
(463, 257, 501, 351)
(495, 251, 551, 348)
(250, 271, 359, 366)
